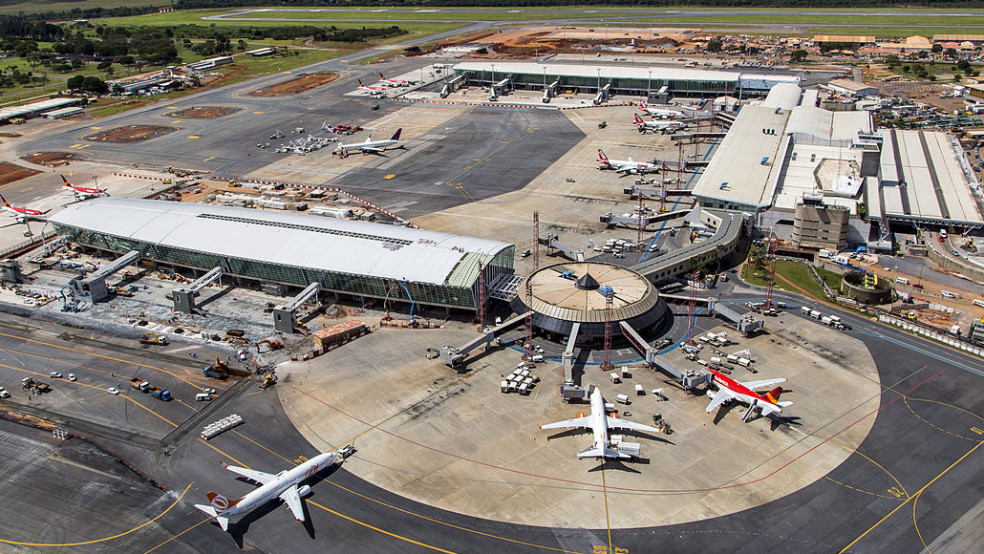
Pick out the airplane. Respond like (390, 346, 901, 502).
(0, 194, 48, 223)
(704, 368, 792, 423)
(540, 385, 662, 460)
(634, 114, 687, 134)
(357, 79, 386, 96)
(335, 128, 403, 157)
(639, 99, 686, 119)
(194, 452, 337, 532)
(597, 149, 660, 175)
(378, 72, 411, 87)
(61, 175, 108, 200)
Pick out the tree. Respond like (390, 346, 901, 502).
(706, 38, 723, 53)
(237, 39, 246, 51)
(789, 49, 808, 63)
(944, 48, 957, 58)
(932, 43, 942, 53)
(66, 74, 84, 90)
(96, 60, 112, 71)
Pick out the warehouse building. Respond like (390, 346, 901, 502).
(49, 199, 515, 312)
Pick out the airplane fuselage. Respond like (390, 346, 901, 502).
(217, 452, 335, 518)
(710, 370, 780, 410)
(587, 387, 609, 454)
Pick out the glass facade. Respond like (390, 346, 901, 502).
(55, 225, 513, 311)
(458, 69, 736, 97)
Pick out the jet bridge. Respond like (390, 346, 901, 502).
(542, 80, 559, 103)
(619, 321, 710, 389)
(172, 266, 223, 314)
(440, 312, 528, 368)
(539, 234, 585, 262)
(273, 282, 321, 334)
(593, 83, 612, 105)
(68, 250, 140, 302)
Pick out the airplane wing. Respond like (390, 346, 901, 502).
(279, 485, 305, 522)
(540, 417, 593, 431)
(223, 463, 275, 485)
(705, 389, 734, 413)
(739, 378, 787, 390)
(605, 416, 661, 434)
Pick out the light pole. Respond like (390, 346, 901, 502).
(647, 69, 652, 99)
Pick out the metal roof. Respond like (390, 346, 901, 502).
(50, 199, 513, 286)
(0, 97, 78, 120)
(452, 61, 740, 83)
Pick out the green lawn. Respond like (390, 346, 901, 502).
(0, 0, 164, 15)
(742, 259, 830, 301)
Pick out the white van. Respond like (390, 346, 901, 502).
(973, 299, 984, 308)
(609, 372, 621, 384)
(196, 393, 212, 401)
(895, 276, 910, 285)
(942, 290, 959, 299)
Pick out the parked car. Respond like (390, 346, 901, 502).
(50, 372, 63, 378)
(107, 387, 119, 395)
(68, 373, 76, 382)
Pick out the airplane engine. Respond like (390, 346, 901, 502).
(297, 485, 312, 497)
(706, 389, 716, 399)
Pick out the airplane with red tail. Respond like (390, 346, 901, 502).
(0, 194, 48, 223)
(378, 72, 411, 87)
(357, 79, 386, 96)
(596, 148, 660, 175)
(61, 175, 108, 200)
(705, 368, 792, 423)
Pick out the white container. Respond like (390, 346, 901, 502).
(616, 393, 630, 404)
(609, 372, 621, 383)
(635, 384, 645, 395)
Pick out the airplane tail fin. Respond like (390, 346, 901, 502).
(634, 113, 644, 124)
(597, 149, 608, 162)
(358, 79, 365, 86)
(764, 387, 784, 404)
(0, 193, 8, 207)
(194, 504, 230, 532)
(640, 99, 647, 109)
(61, 175, 71, 186)
(206, 491, 243, 512)
(379, 72, 385, 80)
(391, 128, 402, 141)
(577, 447, 631, 460)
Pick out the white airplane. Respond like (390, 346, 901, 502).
(0, 194, 48, 223)
(705, 368, 792, 423)
(61, 175, 108, 200)
(639, 99, 686, 119)
(357, 79, 386, 96)
(634, 114, 687, 134)
(540, 386, 662, 459)
(335, 128, 403, 157)
(378, 72, 411, 87)
(597, 149, 660, 175)
(195, 452, 337, 532)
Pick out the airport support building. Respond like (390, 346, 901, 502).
(49, 199, 515, 312)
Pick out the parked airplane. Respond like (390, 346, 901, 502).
(705, 368, 792, 423)
(194, 452, 337, 532)
(61, 176, 108, 199)
(540, 386, 662, 459)
(639, 100, 686, 119)
(357, 79, 386, 96)
(378, 73, 411, 87)
(634, 114, 687, 134)
(0, 194, 48, 222)
(335, 129, 403, 157)
(597, 149, 660, 175)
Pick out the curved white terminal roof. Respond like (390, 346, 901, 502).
(762, 83, 803, 110)
(50, 198, 512, 286)
(785, 106, 872, 141)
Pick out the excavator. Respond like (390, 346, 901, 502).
(259, 372, 278, 389)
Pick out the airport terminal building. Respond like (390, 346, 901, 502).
(451, 61, 800, 98)
(49, 199, 515, 312)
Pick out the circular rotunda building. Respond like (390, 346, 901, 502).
(511, 262, 669, 340)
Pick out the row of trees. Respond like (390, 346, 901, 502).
(175, 0, 984, 7)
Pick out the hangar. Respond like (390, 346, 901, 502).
(49, 198, 515, 312)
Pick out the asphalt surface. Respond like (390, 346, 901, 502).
(2, 278, 984, 552)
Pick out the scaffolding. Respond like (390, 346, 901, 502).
(601, 289, 614, 371)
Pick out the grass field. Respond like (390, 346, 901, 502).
(0, 0, 163, 15)
(742, 259, 829, 301)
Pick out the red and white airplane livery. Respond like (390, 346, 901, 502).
(378, 72, 410, 87)
(357, 79, 386, 96)
(596, 149, 660, 175)
(705, 368, 792, 423)
(61, 175, 108, 200)
(0, 194, 48, 222)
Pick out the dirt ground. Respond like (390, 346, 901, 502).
(21, 151, 83, 167)
(83, 125, 177, 143)
(249, 72, 338, 96)
(164, 106, 241, 119)
(0, 162, 40, 185)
